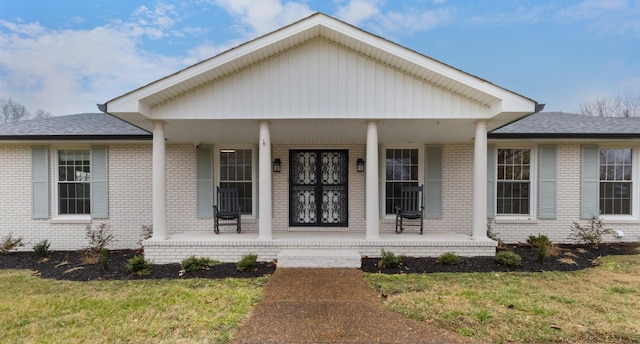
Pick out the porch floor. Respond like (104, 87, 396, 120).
(144, 230, 498, 264)
(168, 230, 477, 242)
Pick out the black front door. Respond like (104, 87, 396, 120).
(289, 150, 348, 226)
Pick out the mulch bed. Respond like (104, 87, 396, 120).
(1, 243, 638, 281)
(361, 243, 640, 274)
(0, 249, 275, 281)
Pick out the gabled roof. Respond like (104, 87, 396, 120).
(489, 112, 640, 139)
(0, 113, 151, 141)
(103, 12, 537, 119)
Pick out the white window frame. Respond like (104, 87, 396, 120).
(494, 145, 537, 220)
(214, 145, 257, 218)
(51, 147, 92, 222)
(598, 146, 638, 220)
(380, 144, 424, 219)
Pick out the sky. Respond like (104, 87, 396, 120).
(0, 0, 639, 116)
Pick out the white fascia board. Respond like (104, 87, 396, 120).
(490, 94, 538, 116)
(107, 97, 151, 116)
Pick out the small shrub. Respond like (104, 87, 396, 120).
(527, 234, 553, 262)
(236, 253, 258, 271)
(379, 249, 404, 269)
(569, 215, 614, 248)
(100, 248, 109, 271)
(0, 233, 24, 254)
(495, 251, 522, 267)
(32, 239, 51, 258)
(85, 223, 115, 254)
(126, 254, 152, 276)
(181, 256, 221, 272)
(437, 252, 462, 265)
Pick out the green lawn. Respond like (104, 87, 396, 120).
(366, 254, 640, 343)
(0, 271, 267, 344)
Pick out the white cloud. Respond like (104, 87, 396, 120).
(213, 0, 313, 37)
(557, 0, 640, 35)
(377, 8, 455, 33)
(0, 16, 183, 115)
(335, 0, 382, 25)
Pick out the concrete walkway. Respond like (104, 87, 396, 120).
(230, 268, 486, 344)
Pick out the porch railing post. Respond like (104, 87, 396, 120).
(366, 120, 380, 240)
(473, 120, 488, 240)
(151, 120, 167, 240)
(258, 121, 273, 240)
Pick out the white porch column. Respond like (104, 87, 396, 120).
(365, 120, 380, 240)
(258, 121, 273, 240)
(151, 120, 167, 240)
(472, 120, 488, 240)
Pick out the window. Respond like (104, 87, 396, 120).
(220, 149, 252, 214)
(599, 148, 632, 215)
(496, 148, 530, 215)
(58, 150, 91, 215)
(385, 148, 419, 214)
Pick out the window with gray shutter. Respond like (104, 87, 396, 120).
(196, 146, 213, 218)
(581, 145, 599, 219)
(32, 147, 49, 219)
(425, 145, 442, 219)
(90, 146, 108, 219)
(486, 145, 496, 218)
(538, 145, 557, 219)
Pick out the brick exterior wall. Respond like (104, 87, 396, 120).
(492, 143, 638, 244)
(2, 142, 636, 256)
(143, 237, 497, 263)
(0, 143, 153, 251)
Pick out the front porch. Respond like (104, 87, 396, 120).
(143, 231, 498, 264)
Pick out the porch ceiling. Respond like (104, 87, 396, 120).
(148, 117, 513, 144)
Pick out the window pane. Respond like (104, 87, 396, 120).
(57, 150, 91, 215)
(384, 149, 419, 214)
(496, 148, 530, 215)
(220, 149, 252, 214)
(599, 148, 633, 215)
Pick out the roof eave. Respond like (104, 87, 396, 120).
(0, 135, 152, 141)
(488, 133, 640, 139)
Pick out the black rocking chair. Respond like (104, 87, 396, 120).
(213, 187, 241, 234)
(395, 185, 425, 235)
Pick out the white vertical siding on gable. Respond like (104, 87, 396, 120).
(152, 39, 488, 119)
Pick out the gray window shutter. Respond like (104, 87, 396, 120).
(538, 145, 557, 219)
(31, 147, 49, 219)
(486, 145, 496, 218)
(581, 145, 599, 219)
(425, 145, 443, 218)
(91, 146, 109, 219)
(196, 146, 213, 218)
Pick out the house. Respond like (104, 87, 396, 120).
(1, 13, 635, 265)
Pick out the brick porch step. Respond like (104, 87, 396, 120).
(276, 249, 362, 268)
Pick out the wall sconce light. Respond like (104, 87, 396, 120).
(273, 158, 281, 173)
(356, 158, 365, 172)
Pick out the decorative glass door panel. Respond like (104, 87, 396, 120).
(289, 150, 348, 226)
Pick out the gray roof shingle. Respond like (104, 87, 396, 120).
(489, 112, 640, 138)
(0, 113, 151, 140)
